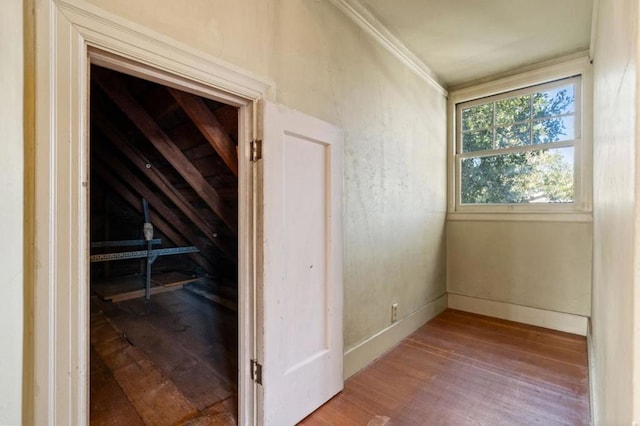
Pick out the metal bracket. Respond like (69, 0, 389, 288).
(142, 198, 151, 222)
(148, 251, 160, 264)
(90, 197, 200, 302)
(89, 246, 199, 262)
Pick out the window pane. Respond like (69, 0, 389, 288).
(461, 147, 574, 204)
(533, 116, 575, 143)
(495, 94, 530, 125)
(462, 129, 493, 152)
(462, 103, 493, 131)
(495, 123, 530, 148)
(533, 85, 575, 118)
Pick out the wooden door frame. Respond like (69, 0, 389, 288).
(33, 1, 273, 424)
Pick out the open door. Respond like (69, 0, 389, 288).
(257, 101, 344, 425)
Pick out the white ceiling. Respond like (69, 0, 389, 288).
(358, 0, 593, 88)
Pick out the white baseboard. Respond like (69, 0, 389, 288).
(343, 293, 448, 379)
(448, 293, 588, 336)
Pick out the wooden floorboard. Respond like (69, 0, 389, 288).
(91, 303, 589, 425)
(301, 309, 590, 426)
(90, 345, 145, 426)
(90, 310, 199, 425)
(90, 289, 238, 425)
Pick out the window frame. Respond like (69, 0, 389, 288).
(447, 56, 592, 216)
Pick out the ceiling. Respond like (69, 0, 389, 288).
(90, 66, 240, 281)
(357, 0, 593, 88)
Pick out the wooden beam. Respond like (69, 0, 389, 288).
(214, 187, 238, 200)
(93, 146, 235, 264)
(92, 68, 238, 234)
(94, 119, 236, 261)
(168, 88, 238, 176)
(92, 163, 217, 273)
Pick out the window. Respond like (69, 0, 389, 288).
(454, 76, 584, 211)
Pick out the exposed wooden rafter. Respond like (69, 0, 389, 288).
(92, 162, 216, 273)
(92, 146, 236, 265)
(94, 119, 236, 261)
(168, 88, 239, 176)
(92, 68, 238, 234)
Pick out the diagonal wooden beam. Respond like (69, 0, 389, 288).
(93, 146, 235, 263)
(168, 88, 238, 176)
(92, 164, 216, 273)
(94, 119, 236, 261)
(92, 68, 238, 234)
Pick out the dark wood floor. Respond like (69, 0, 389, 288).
(302, 309, 590, 426)
(90, 288, 238, 425)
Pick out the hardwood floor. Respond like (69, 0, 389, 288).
(90, 288, 238, 425)
(301, 309, 590, 426)
(92, 303, 589, 425)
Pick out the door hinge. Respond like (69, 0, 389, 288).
(250, 139, 262, 162)
(251, 359, 263, 385)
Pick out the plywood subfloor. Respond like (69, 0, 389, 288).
(301, 309, 590, 426)
(90, 288, 238, 425)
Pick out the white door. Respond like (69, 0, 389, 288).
(257, 100, 344, 425)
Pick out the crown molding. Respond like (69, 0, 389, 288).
(329, 0, 447, 96)
(588, 0, 599, 61)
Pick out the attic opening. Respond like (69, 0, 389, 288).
(89, 65, 240, 424)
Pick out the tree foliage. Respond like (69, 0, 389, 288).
(460, 86, 575, 204)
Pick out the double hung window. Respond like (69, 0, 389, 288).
(455, 76, 583, 210)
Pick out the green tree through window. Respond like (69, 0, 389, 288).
(458, 81, 577, 205)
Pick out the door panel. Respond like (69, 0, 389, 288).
(258, 101, 343, 425)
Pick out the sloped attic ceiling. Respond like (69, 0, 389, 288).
(90, 66, 239, 280)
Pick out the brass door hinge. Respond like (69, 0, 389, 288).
(250, 139, 262, 162)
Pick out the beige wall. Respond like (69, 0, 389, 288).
(0, 0, 24, 425)
(0, 0, 447, 421)
(270, 1, 447, 344)
(447, 220, 592, 316)
(64, 1, 448, 352)
(10, 0, 640, 424)
(591, 0, 639, 423)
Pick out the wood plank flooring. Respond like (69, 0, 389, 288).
(92, 303, 589, 425)
(301, 309, 590, 426)
(90, 287, 238, 425)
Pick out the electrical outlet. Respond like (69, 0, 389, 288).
(391, 303, 398, 323)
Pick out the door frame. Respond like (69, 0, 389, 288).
(33, 1, 273, 424)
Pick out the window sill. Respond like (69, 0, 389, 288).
(447, 211, 592, 223)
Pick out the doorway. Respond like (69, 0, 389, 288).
(89, 65, 241, 424)
(34, 6, 344, 422)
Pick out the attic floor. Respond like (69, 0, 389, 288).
(302, 309, 590, 426)
(90, 287, 238, 425)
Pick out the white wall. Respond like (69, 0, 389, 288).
(0, 0, 24, 425)
(591, 0, 639, 423)
(64, 0, 448, 357)
(447, 220, 592, 316)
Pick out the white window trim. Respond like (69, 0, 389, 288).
(447, 55, 593, 219)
